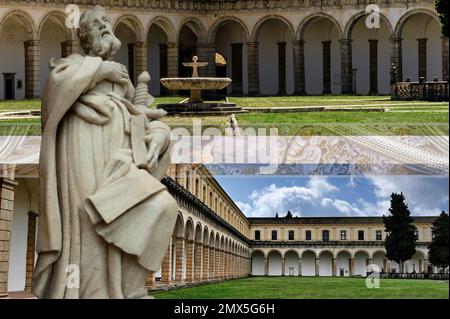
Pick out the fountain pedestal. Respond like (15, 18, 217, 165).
(157, 56, 247, 115)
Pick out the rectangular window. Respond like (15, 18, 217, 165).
(340, 230, 347, 241)
(415, 230, 419, 241)
(288, 230, 295, 241)
(322, 230, 330, 242)
(254, 230, 260, 241)
(376, 230, 382, 241)
(305, 230, 312, 241)
(271, 230, 278, 241)
(358, 230, 365, 241)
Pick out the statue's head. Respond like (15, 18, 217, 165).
(77, 6, 121, 60)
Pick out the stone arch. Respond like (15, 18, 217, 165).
(318, 250, 333, 276)
(297, 12, 343, 41)
(208, 16, 250, 43)
(251, 249, 265, 275)
(0, 9, 37, 40)
(215, 233, 221, 248)
(394, 8, 441, 38)
(354, 250, 370, 277)
(283, 249, 299, 259)
(194, 222, 203, 243)
(301, 249, 317, 258)
(38, 10, 74, 41)
(147, 16, 176, 43)
(220, 235, 225, 250)
(202, 226, 209, 245)
(335, 249, 352, 277)
(371, 249, 386, 259)
(251, 14, 295, 42)
(173, 213, 185, 238)
(177, 17, 207, 43)
(267, 249, 282, 276)
(113, 14, 144, 42)
(184, 218, 195, 241)
(209, 231, 215, 247)
(344, 10, 394, 39)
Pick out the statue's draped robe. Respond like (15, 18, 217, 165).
(32, 54, 178, 299)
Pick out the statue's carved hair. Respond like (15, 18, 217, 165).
(77, 5, 106, 54)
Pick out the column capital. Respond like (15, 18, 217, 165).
(368, 39, 379, 43)
(167, 42, 178, 48)
(246, 41, 259, 47)
(231, 42, 243, 47)
(23, 39, 40, 47)
(321, 40, 332, 45)
(339, 38, 353, 44)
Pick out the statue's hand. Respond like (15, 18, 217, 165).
(97, 61, 129, 85)
(145, 132, 167, 172)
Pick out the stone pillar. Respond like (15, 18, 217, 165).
(423, 259, 429, 274)
(159, 43, 168, 95)
(209, 246, 215, 280)
(349, 258, 355, 276)
(60, 40, 79, 58)
(127, 43, 136, 85)
(390, 37, 403, 82)
(277, 42, 287, 95)
(135, 42, 147, 81)
(369, 39, 378, 94)
(194, 242, 203, 281)
(145, 271, 156, 287)
(383, 258, 388, 273)
(340, 39, 353, 94)
(231, 43, 244, 95)
(293, 40, 305, 95)
(215, 249, 220, 279)
(175, 237, 184, 282)
(441, 37, 449, 81)
(281, 257, 285, 276)
(161, 243, 172, 284)
(315, 258, 319, 276)
(332, 258, 337, 276)
(264, 257, 268, 276)
(185, 240, 195, 282)
(196, 43, 216, 77)
(247, 41, 260, 96)
(24, 40, 40, 98)
(322, 40, 331, 94)
(202, 244, 209, 281)
(0, 178, 17, 297)
(25, 212, 38, 292)
(298, 257, 302, 276)
(417, 38, 427, 81)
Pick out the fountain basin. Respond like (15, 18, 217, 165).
(160, 77, 231, 91)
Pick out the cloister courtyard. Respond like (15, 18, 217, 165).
(151, 276, 449, 299)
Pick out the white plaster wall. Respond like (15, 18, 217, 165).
(301, 252, 315, 276)
(402, 14, 442, 81)
(0, 18, 26, 100)
(351, 18, 391, 94)
(336, 253, 350, 277)
(215, 21, 249, 95)
(304, 18, 341, 94)
(8, 180, 29, 292)
(319, 252, 332, 276)
(251, 252, 264, 275)
(389, 260, 400, 273)
(39, 19, 65, 97)
(147, 25, 167, 95)
(405, 253, 423, 273)
(258, 19, 294, 95)
(372, 252, 385, 272)
(284, 252, 298, 276)
(354, 252, 368, 276)
(115, 24, 136, 75)
(268, 252, 282, 276)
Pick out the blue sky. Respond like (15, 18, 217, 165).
(213, 174, 449, 218)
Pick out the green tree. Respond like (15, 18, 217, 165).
(428, 211, 449, 272)
(436, 0, 449, 37)
(383, 192, 417, 273)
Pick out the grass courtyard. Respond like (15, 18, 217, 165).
(151, 276, 449, 299)
(0, 95, 448, 136)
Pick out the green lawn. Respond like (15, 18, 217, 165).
(151, 276, 449, 299)
(1, 96, 448, 136)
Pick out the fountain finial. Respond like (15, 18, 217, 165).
(183, 55, 208, 78)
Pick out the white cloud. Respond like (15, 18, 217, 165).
(321, 198, 366, 216)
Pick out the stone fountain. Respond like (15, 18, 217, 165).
(157, 56, 246, 115)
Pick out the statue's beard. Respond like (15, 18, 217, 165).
(91, 34, 121, 60)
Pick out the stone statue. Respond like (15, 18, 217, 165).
(32, 5, 178, 299)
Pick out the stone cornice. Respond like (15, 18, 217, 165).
(250, 240, 431, 248)
(162, 176, 251, 244)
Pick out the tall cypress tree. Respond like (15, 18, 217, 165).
(428, 211, 449, 272)
(435, 0, 449, 37)
(383, 192, 417, 273)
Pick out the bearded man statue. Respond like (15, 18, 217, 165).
(32, 6, 178, 299)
